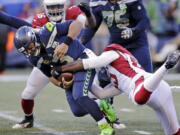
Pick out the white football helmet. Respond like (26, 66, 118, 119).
(43, 0, 67, 22)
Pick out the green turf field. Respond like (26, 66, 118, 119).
(0, 70, 180, 135)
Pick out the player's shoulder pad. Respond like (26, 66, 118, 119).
(45, 22, 55, 32)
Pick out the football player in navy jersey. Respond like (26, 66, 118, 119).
(80, 0, 152, 72)
(14, 19, 115, 135)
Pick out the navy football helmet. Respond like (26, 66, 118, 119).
(14, 26, 41, 57)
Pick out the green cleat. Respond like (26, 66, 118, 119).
(98, 122, 114, 135)
(100, 99, 116, 123)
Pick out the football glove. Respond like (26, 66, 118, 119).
(78, 2, 91, 17)
(121, 27, 134, 39)
(51, 66, 61, 80)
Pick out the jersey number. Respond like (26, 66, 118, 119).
(102, 10, 129, 29)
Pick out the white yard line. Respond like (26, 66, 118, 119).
(133, 130, 153, 135)
(119, 108, 135, 113)
(52, 109, 66, 113)
(0, 74, 180, 82)
(0, 111, 85, 135)
(0, 75, 29, 82)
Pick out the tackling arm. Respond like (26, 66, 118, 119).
(60, 51, 119, 72)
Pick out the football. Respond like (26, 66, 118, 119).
(58, 72, 74, 82)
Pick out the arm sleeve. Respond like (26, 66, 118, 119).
(82, 50, 119, 69)
(80, 6, 102, 44)
(0, 11, 31, 28)
(131, 1, 150, 33)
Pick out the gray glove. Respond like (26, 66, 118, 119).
(121, 27, 133, 39)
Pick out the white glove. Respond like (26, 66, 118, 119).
(121, 27, 133, 39)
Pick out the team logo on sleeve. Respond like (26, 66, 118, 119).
(45, 22, 55, 32)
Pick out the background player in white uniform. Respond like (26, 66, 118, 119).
(59, 44, 180, 135)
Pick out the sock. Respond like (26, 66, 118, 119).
(25, 114, 34, 120)
(76, 96, 104, 122)
(98, 117, 107, 125)
(21, 99, 34, 116)
(95, 99, 101, 106)
(144, 65, 168, 92)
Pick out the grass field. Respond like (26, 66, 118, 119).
(0, 69, 180, 135)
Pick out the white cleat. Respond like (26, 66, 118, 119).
(12, 118, 33, 129)
(112, 123, 126, 129)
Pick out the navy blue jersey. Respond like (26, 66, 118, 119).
(29, 21, 86, 77)
(0, 11, 31, 28)
(81, 0, 150, 49)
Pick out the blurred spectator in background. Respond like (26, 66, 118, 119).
(0, 5, 10, 74)
(18, 3, 35, 23)
(144, 0, 179, 70)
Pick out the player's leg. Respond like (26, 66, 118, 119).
(12, 67, 50, 129)
(130, 45, 153, 72)
(65, 89, 88, 117)
(94, 73, 126, 129)
(147, 81, 180, 135)
(73, 70, 114, 135)
(132, 51, 180, 105)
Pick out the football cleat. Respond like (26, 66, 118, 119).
(111, 118, 126, 129)
(165, 51, 180, 69)
(98, 122, 114, 135)
(100, 99, 116, 123)
(12, 116, 34, 129)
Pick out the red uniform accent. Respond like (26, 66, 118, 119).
(65, 5, 83, 20)
(21, 99, 34, 115)
(32, 6, 83, 28)
(134, 84, 152, 105)
(32, 12, 49, 28)
(104, 44, 144, 78)
(173, 129, 180, 135)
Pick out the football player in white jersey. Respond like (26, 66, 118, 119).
(58, 44, 180, 135)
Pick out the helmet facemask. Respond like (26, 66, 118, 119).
(44, 0, 67, 22)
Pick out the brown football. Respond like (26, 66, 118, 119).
(58, 72, 74, 82)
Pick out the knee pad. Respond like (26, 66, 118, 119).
(21, 87, 38, 99)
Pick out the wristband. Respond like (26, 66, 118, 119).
(63, 36, 73, 46)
